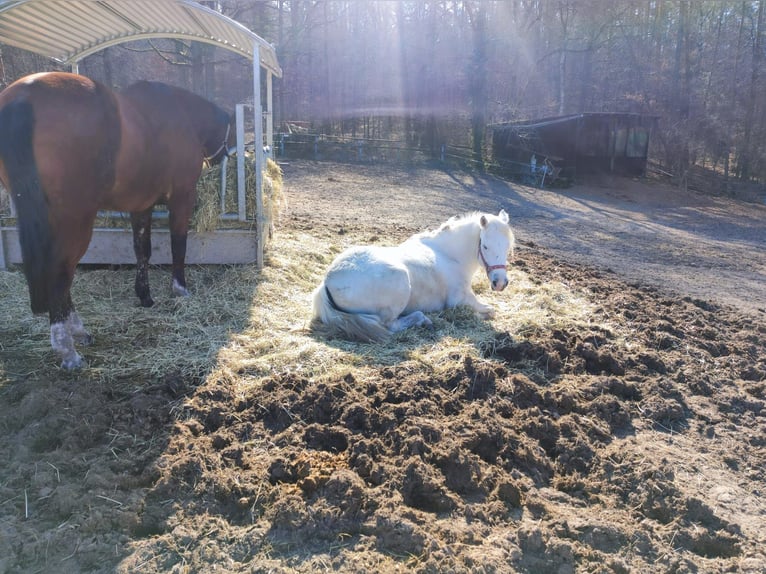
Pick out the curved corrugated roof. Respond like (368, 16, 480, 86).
(0, 0, 281, 77)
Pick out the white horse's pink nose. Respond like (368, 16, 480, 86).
(491, 274, 508, 291)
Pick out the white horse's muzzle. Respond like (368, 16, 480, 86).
(479, 243, 508, 291)
(489, 269, 509, 291)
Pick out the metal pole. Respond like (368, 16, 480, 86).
(236, 103, 246, 221)
(220, 154, 229, 214)
(266, 71, 274, 148)
(253, 44, 264, 269)
(0, 228, 6, 270)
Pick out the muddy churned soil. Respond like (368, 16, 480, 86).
(1, 160, 765, 573)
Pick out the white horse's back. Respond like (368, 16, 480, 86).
(311, 210, 514, 342)
(322, 245, 412, 320)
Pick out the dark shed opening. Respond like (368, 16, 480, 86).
(491, 112, 658, 183)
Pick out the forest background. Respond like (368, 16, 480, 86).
(0, 0, 764, 189)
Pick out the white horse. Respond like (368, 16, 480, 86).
(311, 210, 515, 342)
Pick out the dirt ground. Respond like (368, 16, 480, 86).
(282, 161, 766, 316)
(1, 160, 765, 573)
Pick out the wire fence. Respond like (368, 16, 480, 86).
(273, 131, 569, 188)
(647, 160, 766, 203)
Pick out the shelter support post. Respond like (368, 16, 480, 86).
(266, 71, 273, 148)
(253, 44, 264, 269)
(0, 227, 6, 269)
(236, 104, 246, 221)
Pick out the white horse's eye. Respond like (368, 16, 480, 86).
(482, 244, 488, 250)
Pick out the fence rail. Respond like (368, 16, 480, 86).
(274, 131, 567, 187)
(647, 160, 766, 203)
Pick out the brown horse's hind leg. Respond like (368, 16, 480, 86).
(67, 296, 93, 345)
(168, 195, 192, 298)
(131, 209, 154, 307)
(48, 267, 83, 369)
(50, 322, 82, 370)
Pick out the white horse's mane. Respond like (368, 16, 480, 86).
(421, 211, 485, 239)
(421, 210, 514, 261)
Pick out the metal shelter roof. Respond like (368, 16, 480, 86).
(0, 0, 282, 77)
(491, 112, 657, 131)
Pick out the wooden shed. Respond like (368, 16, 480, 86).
(491, 112, 657, 181)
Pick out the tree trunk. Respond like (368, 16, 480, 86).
(673, 0, 690, 184)
(740, 0, 764, 181)
(468, 3, 488, 168)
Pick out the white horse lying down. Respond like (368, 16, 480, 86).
(311, 210, 515, 342)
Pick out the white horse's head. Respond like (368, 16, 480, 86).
(478, 209, 515, 291)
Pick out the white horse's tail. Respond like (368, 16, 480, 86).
(311, 282, 392, 343)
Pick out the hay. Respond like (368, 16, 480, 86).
(263, 158, 286, 237)
(213, 229, 601, 389)
(0, 218, 604, 394)
(0, 159, 286, 385)
(193, 155, 284, 233)
(0, 264, 261, 385)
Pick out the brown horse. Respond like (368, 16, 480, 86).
(0, 72, 233, 369)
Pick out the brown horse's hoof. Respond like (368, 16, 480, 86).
(172, 279, 190, 298)
(73, 333, 94, 346)
(140, 297, 155, 308)
(61, 353, 84, 370)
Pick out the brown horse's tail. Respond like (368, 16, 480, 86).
(0, 99, 51, 313)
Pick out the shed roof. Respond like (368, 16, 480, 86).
(0, 0, 281, 77)
(491, 112, 657, 131)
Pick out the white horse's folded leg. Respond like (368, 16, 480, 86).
(460, 291, 495, 319)
(474, 303, 495, 319)
(67, 312, 93, 345)
(50, 322, 84, 370)
(389, 311, 433, 333)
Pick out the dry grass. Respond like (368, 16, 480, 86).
(0, 265, 255, 385)
(0, 158, 286, 385)
(0, 217, 601, 393)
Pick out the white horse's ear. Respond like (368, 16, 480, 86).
(498, 209, 509, 224)
(480, 215, 488, 228)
